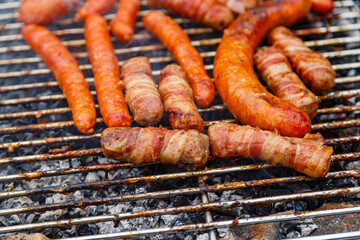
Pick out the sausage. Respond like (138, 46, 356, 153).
(75, 0, 117, 21)
(17, 0, 81, 25)
(110, 0, 140, 44)
(208, 122, 333, 178)
(101, 127, 210, 166)
(147, 0, 234, 31)
(121, 56, 164, 126)
(268, 26, 336, 95)
(254, 47, 319, 119)
(216, 0, 258, 14)
(143, 11, 215, 108)
(213, 0, 312, 138)
(311, 0, 334, 14)
(21, 25, 96, 134)
(85, 15, 132, 127)
(159, 64, 204, 132)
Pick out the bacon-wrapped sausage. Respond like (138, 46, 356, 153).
(159, 64, 204, 132)
(75, 0, 117, 21)
(147, 0, 234, 31)
(311, 0, 334, 14)
(208, 122, 333, 178)
(213, 0, 312, 138)
(216, 0, 258, 14)
(254, 47, 319, 119)
(122, 57, 164, 126)
(21, 25, 96, 134)
(101, 127, 210, 166)
(17, 0, 81, 25)
(143, 11, 215, 108)
(111, 0, 140, 44)
(85, 15, 132, 127)
(268, 26, 336, 95)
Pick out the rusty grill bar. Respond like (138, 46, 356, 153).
(1, 0, 360, 239)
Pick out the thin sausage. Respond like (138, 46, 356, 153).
(268, 26, 336, 95)
(75, 0, 117, 21)
(111, 0, 140, 44)
(85, 15, 132, 127)
(208, 122, 333, 178)
(254, 47, 319, 119)
(159, 64, 204, 132)
(121, 56, 164, 126)
(21, 24, 96, 134)
(213, 0, 312, 138)
(311, 0, 334, 14)
(101, 127, 210, 166)
(143, 11, 215, 108)
(147, 0, 234, 30)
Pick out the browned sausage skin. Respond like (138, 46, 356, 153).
(159, 64, 204, 132)
(208, 122, 333, 178)
(21, 24, 96, 134)
(85, 15, 132, 127)
(213, 0, 312, 138)
(75, 0, 117, 21)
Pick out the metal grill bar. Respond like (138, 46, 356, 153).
(287, 230, 360, 240)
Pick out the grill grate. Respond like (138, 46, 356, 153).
(1, 0, 360, 239)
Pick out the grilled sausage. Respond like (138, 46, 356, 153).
(111, 0, 140, 44)
(17, 0, 81, 25)
(122, 57, 164, 126)
(213, 0, 312, 138)
(208, 122, 333, 178)
(143, 11, 215, 108)
(216, 0, 258, 14)
(254, 47, 319, 119)
(75, 0, 117, 21)
(101, 127, 210, 166)
(268, 26, 336, 95)
(311, 0, 334, 14)
(21, 24, 96, 134)
(85, 15, 132, 127)
(147, 0, 234, 31)
(159, 64, 204, 132)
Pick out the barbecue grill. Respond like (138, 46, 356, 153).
(1, 0, 360, 239)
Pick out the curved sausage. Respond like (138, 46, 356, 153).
(101, 127, 210, 166)
(121, 56, 164, 126)
(17, 0, 81, 25)
(311, 0, 334, 14)
(75, 0, 117, 21)
(21, 25, 96, 134)
(147, 0, 234, 30)
(268, 26, 336, 95)
(85, 15, 132, 127)
(208, 122, 333, 178)
(159, 64, 204, 132)
(110, 0, 140, 44)
(143, 11, 215, 108)
(254, 47, 319, 119)
(213, 0, 312, 138)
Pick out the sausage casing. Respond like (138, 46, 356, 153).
(85, 15, 132, 127)
(159, 64, 204, 132)
(254, 47, 319, 119)
(21, 24, 96, 134)
(143, 11, 215, 108)
(75, 0, 117, 21)
(311, 0, 334, 14)
(101, 127, 210, 166)
(268, 26, 336, 95)
(208, 122, 333, 178)
(122, 57, 164, 126)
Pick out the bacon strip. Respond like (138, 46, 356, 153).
(213, 0, 312, 138)
(18, 0, 82, 25)
(268, 26, 336, 95)
(216, 0, 259, 14)
(111, 0, 140, 44)
(75, 0, 117, 21)
(208, 122, 333, 178)
(159, 64, 204, 132)
(143, 11, 215, 108)
(122, 57, 164, 126)
(101, 127, 210, 166)
(85, 15, 132, 127)
(254, 47, 319, 119)
(147, 0, 234, 30)
(21, 25, 96, 134)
